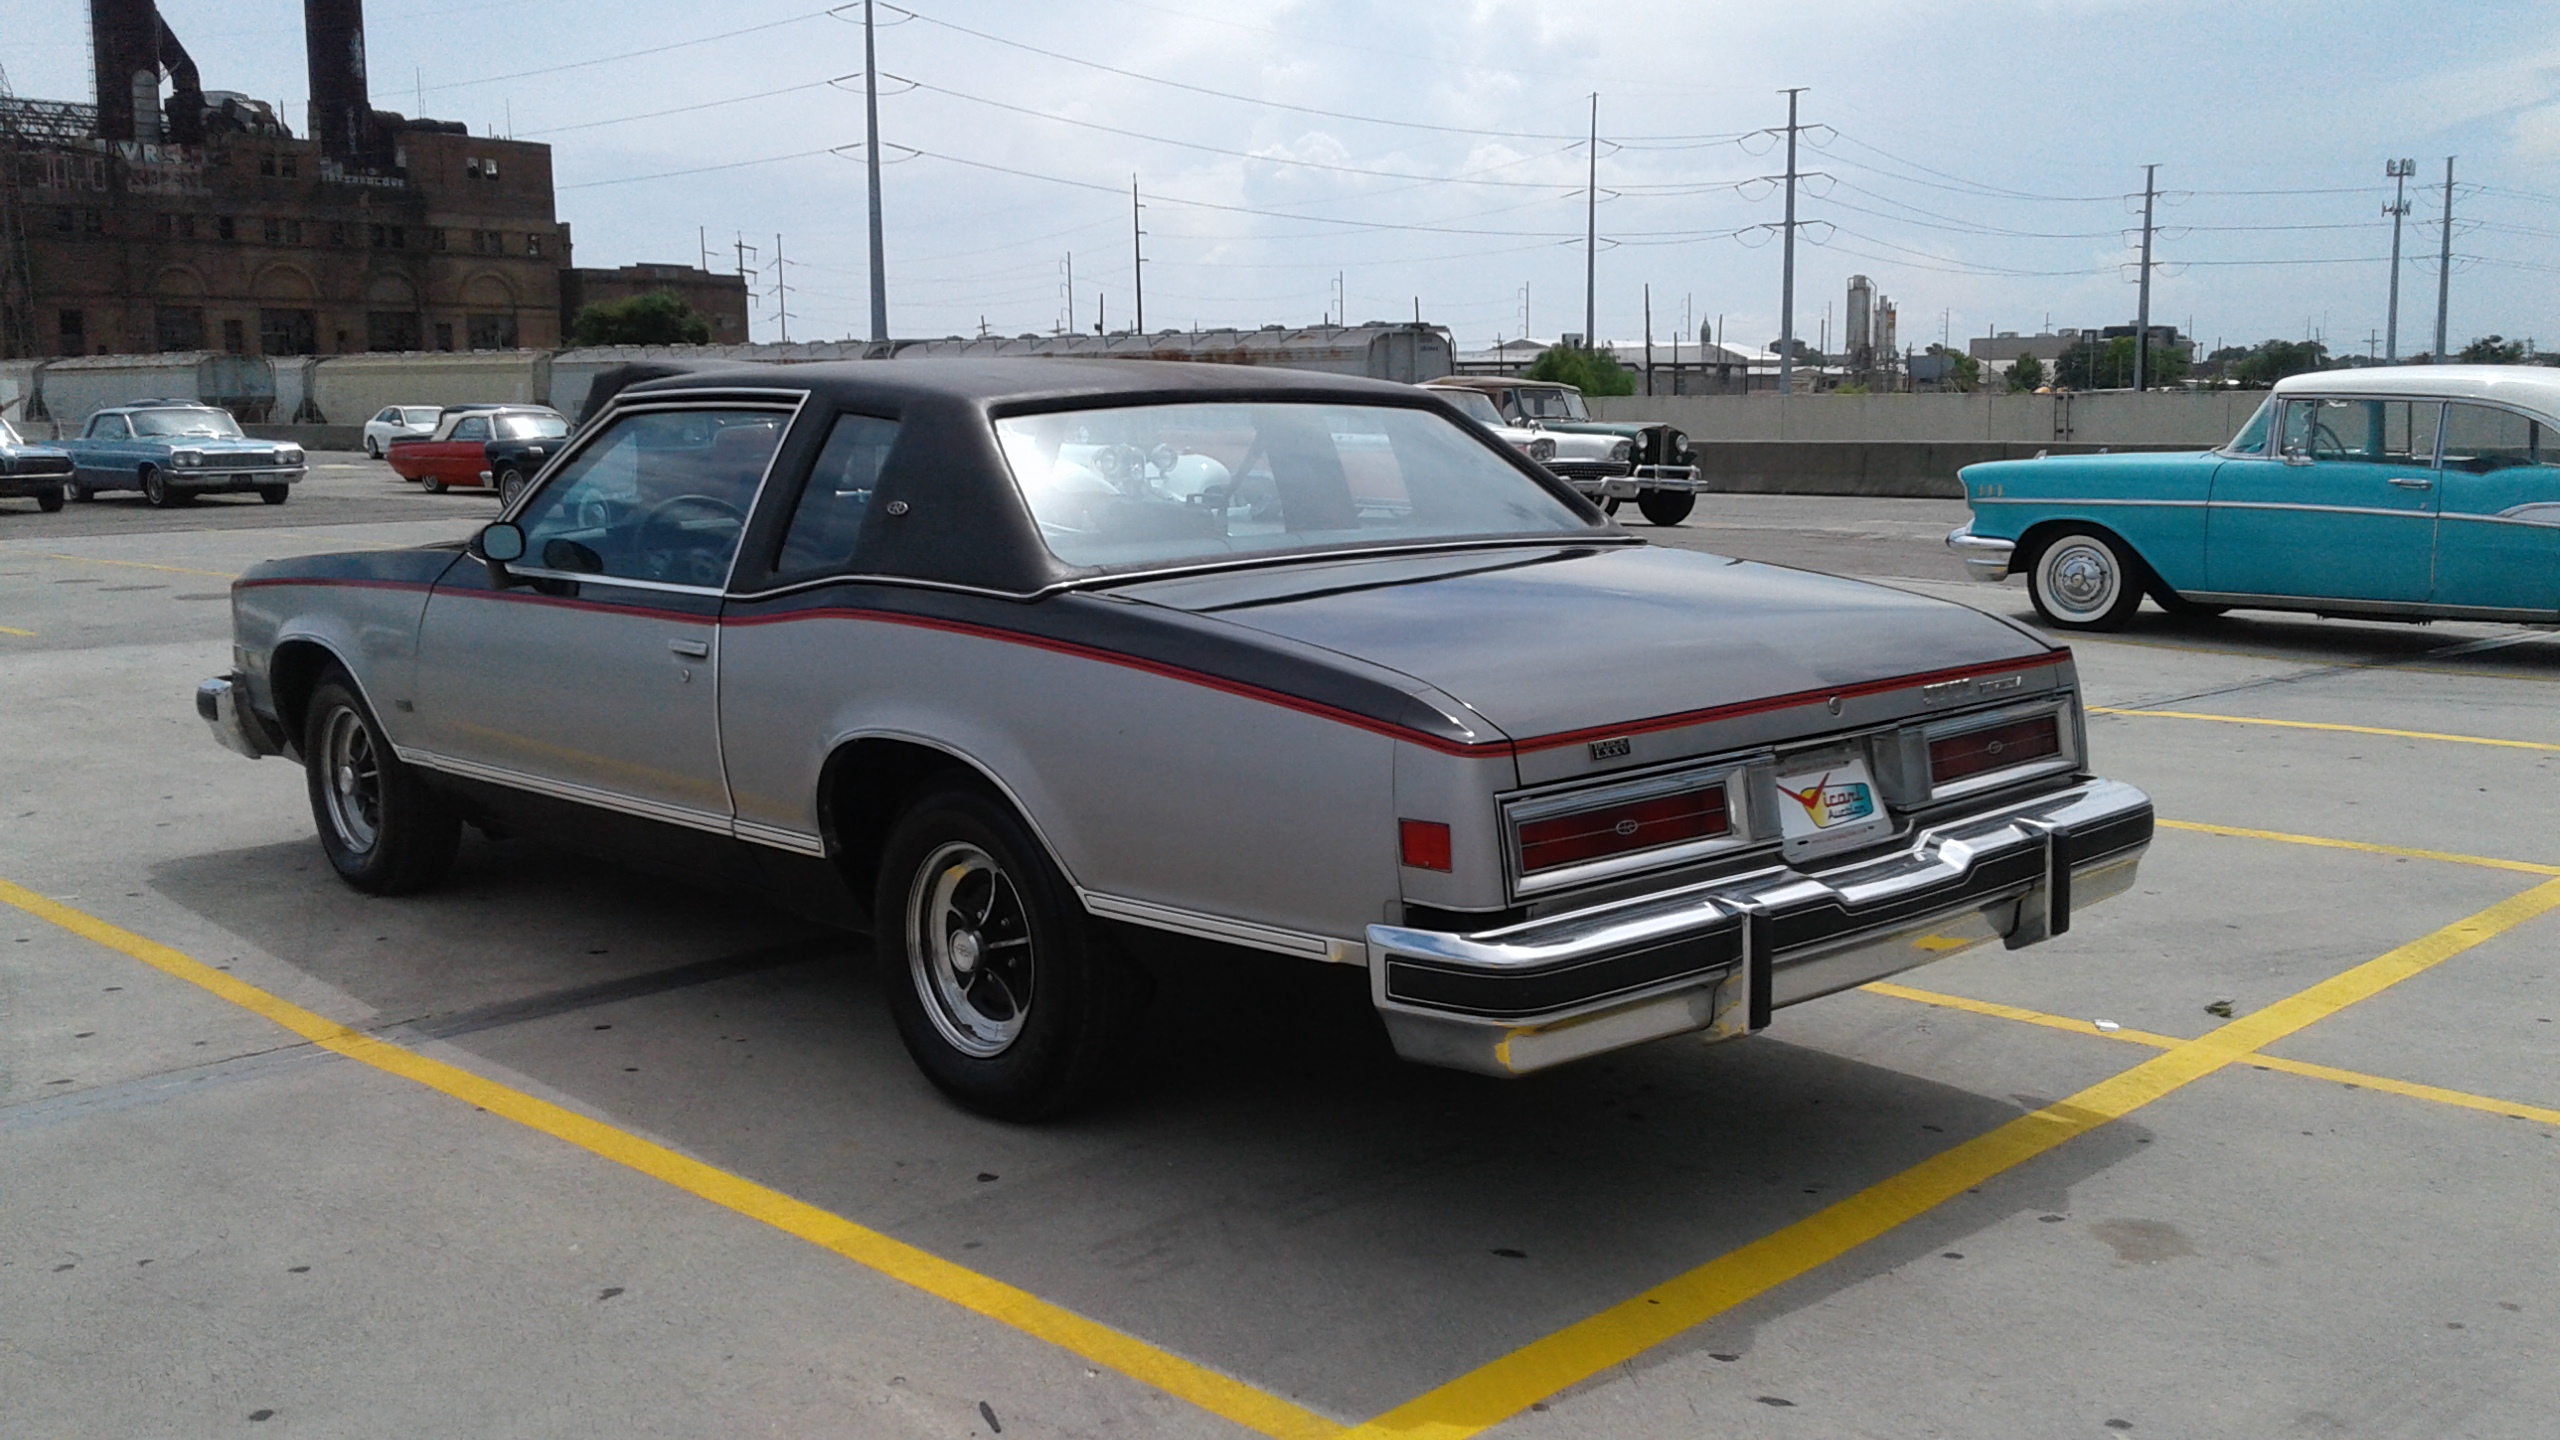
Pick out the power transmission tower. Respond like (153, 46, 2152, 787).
(2383, 158, 2413, 362)
(863, 0, 888, 343)
(771, 234, 792, 343)
(1131, 176, 1146, 334)
(1768, 88, 1809, 395)
(2432, 156, 2455, 364)
(2133, 163, 2158, 391)
(1583, 92, 1598, 351)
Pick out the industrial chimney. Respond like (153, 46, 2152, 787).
(89, 0, 161, 142)
(304, 0, 377, 164)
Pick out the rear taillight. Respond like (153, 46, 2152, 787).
(1928, 713, 2062, 786)
(1517, 786, 1728, 874)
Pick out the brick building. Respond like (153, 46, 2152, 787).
(559, 262, 753, 344)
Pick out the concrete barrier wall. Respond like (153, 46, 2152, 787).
(1592, 391, 2262, 447)
(309, 351, 554, 425)
(1689, 440, 2197, 498)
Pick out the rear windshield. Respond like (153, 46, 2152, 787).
(494, 413, 570, 440)
(133, 408, 242, 438)
(402, 408, 442, 425)
(995, 401, 1592, 573)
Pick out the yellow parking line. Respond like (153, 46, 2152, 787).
(2091, 706, 2560, 753)
(2155, 819, 2560, 877)
(1342, 878, 2560, 1440)
(1865, 983, 2560, 1127)
(35, 551, 240, 580)
(0, 878, 1342, 1440)
(0, 623, 32, 637)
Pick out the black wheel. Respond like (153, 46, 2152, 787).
(1636, 489, 1696, 526)
(36, 486, 64, 513)
(140, 466, 182, 509)
(2028, 528, 2148, 632)
(497, 468, 528, 506)
(1600, 496, 1622, 516)
(258, 485, 290, 505)
(303, 668, 460, 895)
(875, 785, 1146, 1120)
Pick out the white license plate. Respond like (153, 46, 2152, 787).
(1774, 755, 1892, 854)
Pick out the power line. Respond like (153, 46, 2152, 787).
(517, 77, 848, 137)
(420, 7, 849, 95)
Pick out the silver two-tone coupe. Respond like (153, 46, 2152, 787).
(199, 361, 2152, 1117)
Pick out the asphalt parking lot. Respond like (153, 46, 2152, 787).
(5, 457, 2556, 1438)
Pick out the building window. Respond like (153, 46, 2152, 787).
(329, 222, 347, 246)
(429, 228, 447, 251)
(526, 233, 543, 258)
(370, 223, 386, 248)
(53, 208, 72, 233)
(216, 215, 235, 241)
(58, 310, 84, 354)
(222, 318, 246, 355)
(389, 226, 406, 250)
(366, 311, 423, 352)
(260, 309, 316, 356)
(434, 321, 454, 352)
(466, 313, 518, 350)
(84, 210, 103, 234)
(466, 156, 501, 180)
(260, 154, 276, 177)
(156, 306, 206, 352)
(263, 217, 283, 244)
(285, 219, 304, 244)
(179, 214, 197, 239)
(158, 212, 174, 238)
(281, 155, 298, 178)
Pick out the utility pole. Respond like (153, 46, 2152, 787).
(1775, 87, 1807, 395)
(863, 0, 888, 343)
(1131, 175, 1146, 335)
(771, 234, 792, 343)
(2133, 163, 2157, 391)
(734, 234, 760, 326)
(2383, 158, 2414, 362)
(699, 226, 710, 273)
(1062, 252, 1074, 334)
(1643, 283, 1654, 396)
(1583, 92, 1599, 352)
(2433, 156, 2455, 363)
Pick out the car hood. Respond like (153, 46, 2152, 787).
(1540, 430, 1623, 460)
(1120, 544, 2054, 760)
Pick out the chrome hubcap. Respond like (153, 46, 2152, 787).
(318, 707, 383, 852)
(2044, 542, 2117, 615)
(907, 843, 1033, 1058)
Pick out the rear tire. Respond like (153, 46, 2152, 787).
(302, 668, 460, 895)
(258, 485, 290, 505)
(2028, 528, 2148, 632)
(497, 467, 528, 506)
(874, 785, 1145, 1120)
(1636, 489, 1696, 526)
(422, 476, 447, 494)
(36, 487, 64, 513)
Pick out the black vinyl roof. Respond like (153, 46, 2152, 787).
(616, 356, 1442, 413)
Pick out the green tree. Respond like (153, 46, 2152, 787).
(1941, 346, 1982, 393)
(2459, 334, 2528, 364)
(2226, 338, 2329, 389)
(569, 290, 713, 347)
(2057, 335, 2192, 389)
(2004, 352, 2045, 392)
(1523, 341, 1636, 396)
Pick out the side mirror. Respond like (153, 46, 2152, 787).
(474, 521, 524, 585)
(2281, 442, 2313, 466)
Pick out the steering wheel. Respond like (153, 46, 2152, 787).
(634, 493, 747, 586)
(2307, 420, 2350, 461)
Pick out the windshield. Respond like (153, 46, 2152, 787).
(2222, 397, 2273, 455)
(495, 413, 570, 440)
(995, 401, 1592, 573)
(133, 408, 243, 439)
(1513, 387, 1590, 422)
(402, 408, 442, 425)
(1440, 390, 1508, 427)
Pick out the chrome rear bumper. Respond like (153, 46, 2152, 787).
(1368, 777, 2151, 1076)
(1946, 522, 2016, 582)
(196, 674, 283, 759)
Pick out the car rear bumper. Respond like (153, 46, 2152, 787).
(1947, 522, 2016, 582)
(196, 674, 284, 759)
(1366, 776, 2151, 1076)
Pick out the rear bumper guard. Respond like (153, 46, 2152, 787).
(1367, 777, 2151, 1076)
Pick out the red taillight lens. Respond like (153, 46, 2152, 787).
(1517, 786, 1728, 875)
(1400, 819, 1453, 871)
(1928, 713, 2062, 786)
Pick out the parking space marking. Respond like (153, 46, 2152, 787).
(2155, 819, 2560, 877)
(30, 551, 241, 580)
(1866, 983, 2560, 1128)
(1341, 878, 2560, 1440)
(0, 623, 32, 637)
(0, 878, 1344, 1440)
(2091, 706, 2560, 752)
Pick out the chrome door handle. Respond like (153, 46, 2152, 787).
(2387, 476, 2434, 490)
(668, 638, 710, 660)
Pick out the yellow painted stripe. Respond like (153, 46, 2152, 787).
(0, 878, 1342, 1440)
(37, 551, 240, 580)
(0, 623, 33, 637)
(1867, 983, 2560, 1128)
(2091, 706, 2560, 753)
(1342, 877, 2560, 1440)
(2155, 818, 2560, 877)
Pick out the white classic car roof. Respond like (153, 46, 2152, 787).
(2274, 363, 2560, 417)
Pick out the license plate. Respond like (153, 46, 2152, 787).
(1774, 754, 1892, 854)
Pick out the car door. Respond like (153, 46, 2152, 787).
(79, 413, 132, 485)
(2205, 395, 2438, 603)
(2433, 401, 2560, 616)
(408, 399, 796, 829)
(436, 414, 490, 485)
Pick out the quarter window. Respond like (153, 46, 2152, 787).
(511, 409, 787, 589)
(776, 414, 900, 575)
(2441, 403, 2556, 473)
(451, 417, 490, 441)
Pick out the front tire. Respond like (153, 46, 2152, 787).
(365, 436, 381, 458)
(2029, 528, 2148, 631)
(140, 466, 181, 508)
(303, 669, 460, 895)
(258, 485, 290, 505)
(875, 786, 1144, 1120)
(1636, 489, 1696, 526)
(36, 487, 64, 513)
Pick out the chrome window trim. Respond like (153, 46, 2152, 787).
(1914, 699, 2079, 805)
(497, 566, 725, 598)
(2274, 395, 2448, 470)
(1500, 754, 1770, 899)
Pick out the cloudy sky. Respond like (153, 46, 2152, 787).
(15, 0, 2560, 355)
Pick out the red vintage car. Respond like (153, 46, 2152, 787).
(386, 405, 569, 494)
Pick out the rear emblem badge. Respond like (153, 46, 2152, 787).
(1612, 818, 1641, 836)
(1588, 737, 1632, 761)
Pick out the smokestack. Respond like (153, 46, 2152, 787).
(304, 0, 375, 163)
(90, 0, 161, 142)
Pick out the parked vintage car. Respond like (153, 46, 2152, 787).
(1422, 384, 1556, 469)
(362, 406, 445, 458)
(1948, 365, 2560, 630)
(1422, 376, 1702, 524)
(386, 405, 570, 495)
(198, 360, 2151, 1117)
(0, 417, 75, 512)
(59, 402, 304, 507)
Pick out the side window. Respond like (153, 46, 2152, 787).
(775, 414, 900, 576)
(512, 408, 786, 589)
(90, 414, 129, 439)
(375, 407, 395, 424)
(2442, 404, 2539, 473)
(451, 416, 490, 441)
(2377, 400, 2440, 466)
(2278, 397, 2368, 462)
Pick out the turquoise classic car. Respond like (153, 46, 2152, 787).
(1946, 366, 2560, 630)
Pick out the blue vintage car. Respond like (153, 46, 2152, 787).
(0, 416, 75, 512)
(1946, 365, 2560, 630)
(59, 402, 306, 508)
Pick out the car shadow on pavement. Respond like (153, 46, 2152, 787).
(151, 831, 2147, 1422)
